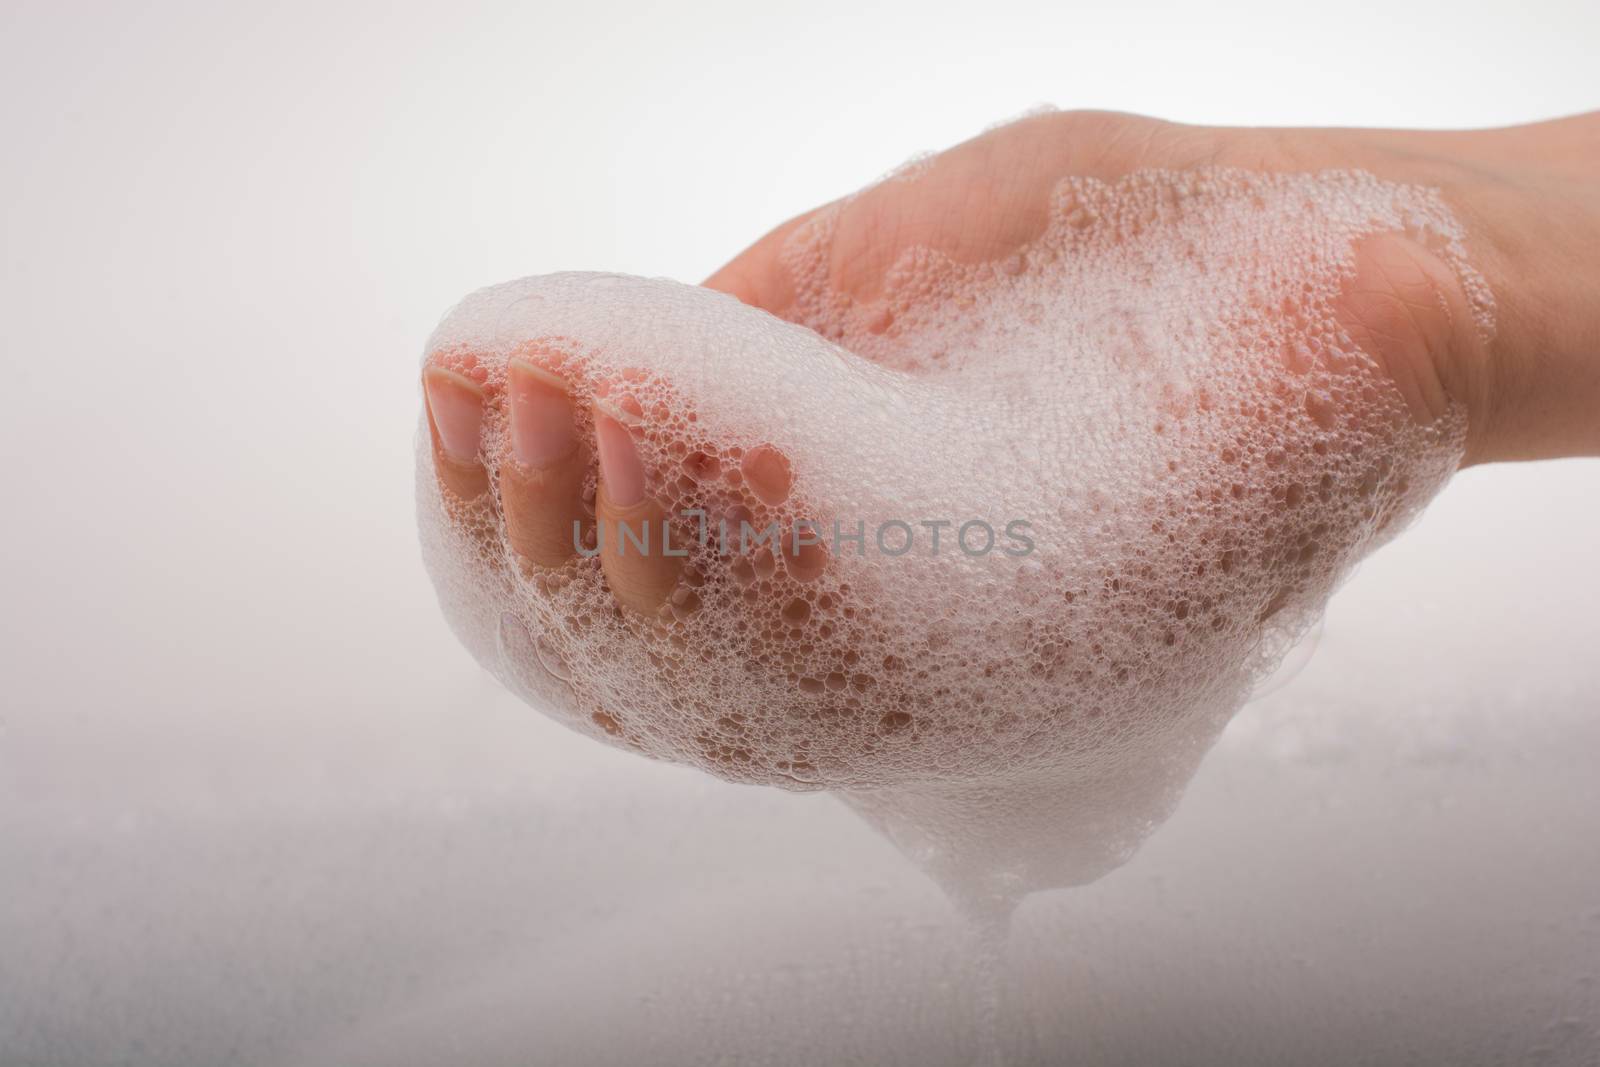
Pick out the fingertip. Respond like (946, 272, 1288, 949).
(594, 404, 647, 508)
(593, 402, 682, 615)
(507, 358, 579, 468)
(501, 360, 589, 568)
(702, 206, 827, 315)
(423, 366, 489, 499)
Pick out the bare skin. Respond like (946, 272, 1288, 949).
(707, 110, 1600, 468)
(427, 109, 1600, 625)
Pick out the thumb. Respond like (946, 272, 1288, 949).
(701, 203, 833, 317)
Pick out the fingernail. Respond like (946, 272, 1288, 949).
(594, 405, 646, 507)
(508, 359, 576, 468)
(424, 368, 484, 463)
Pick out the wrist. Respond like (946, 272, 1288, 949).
(1435, 116, 1600, 464)
(1269, 117, 1598, 465)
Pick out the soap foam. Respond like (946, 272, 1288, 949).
(417, 162, 1483, 906)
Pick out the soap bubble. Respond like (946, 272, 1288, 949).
(419, 163, 1484, 903)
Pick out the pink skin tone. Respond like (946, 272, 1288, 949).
(427, 110, 1600, 620)
(593, 410, 646, 508)
(508, 360, 579, 469)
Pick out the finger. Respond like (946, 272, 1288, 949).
(707, 111, 1183, 312)
(500, 357, 590, 567)
(423, 366, 489, 499)
(594, 402, 682, 616)
(702, 205, 831, 316)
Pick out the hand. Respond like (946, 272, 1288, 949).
(705, 109, 1600, 466)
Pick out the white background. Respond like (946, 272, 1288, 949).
(2, 2, 1597, 1065)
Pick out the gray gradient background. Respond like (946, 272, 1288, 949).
(2, 1, 1598, 1065)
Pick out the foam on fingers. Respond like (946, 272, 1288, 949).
(417, 164, 1488, 899)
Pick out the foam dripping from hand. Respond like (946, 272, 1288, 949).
(418, 164, 1486, 944)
